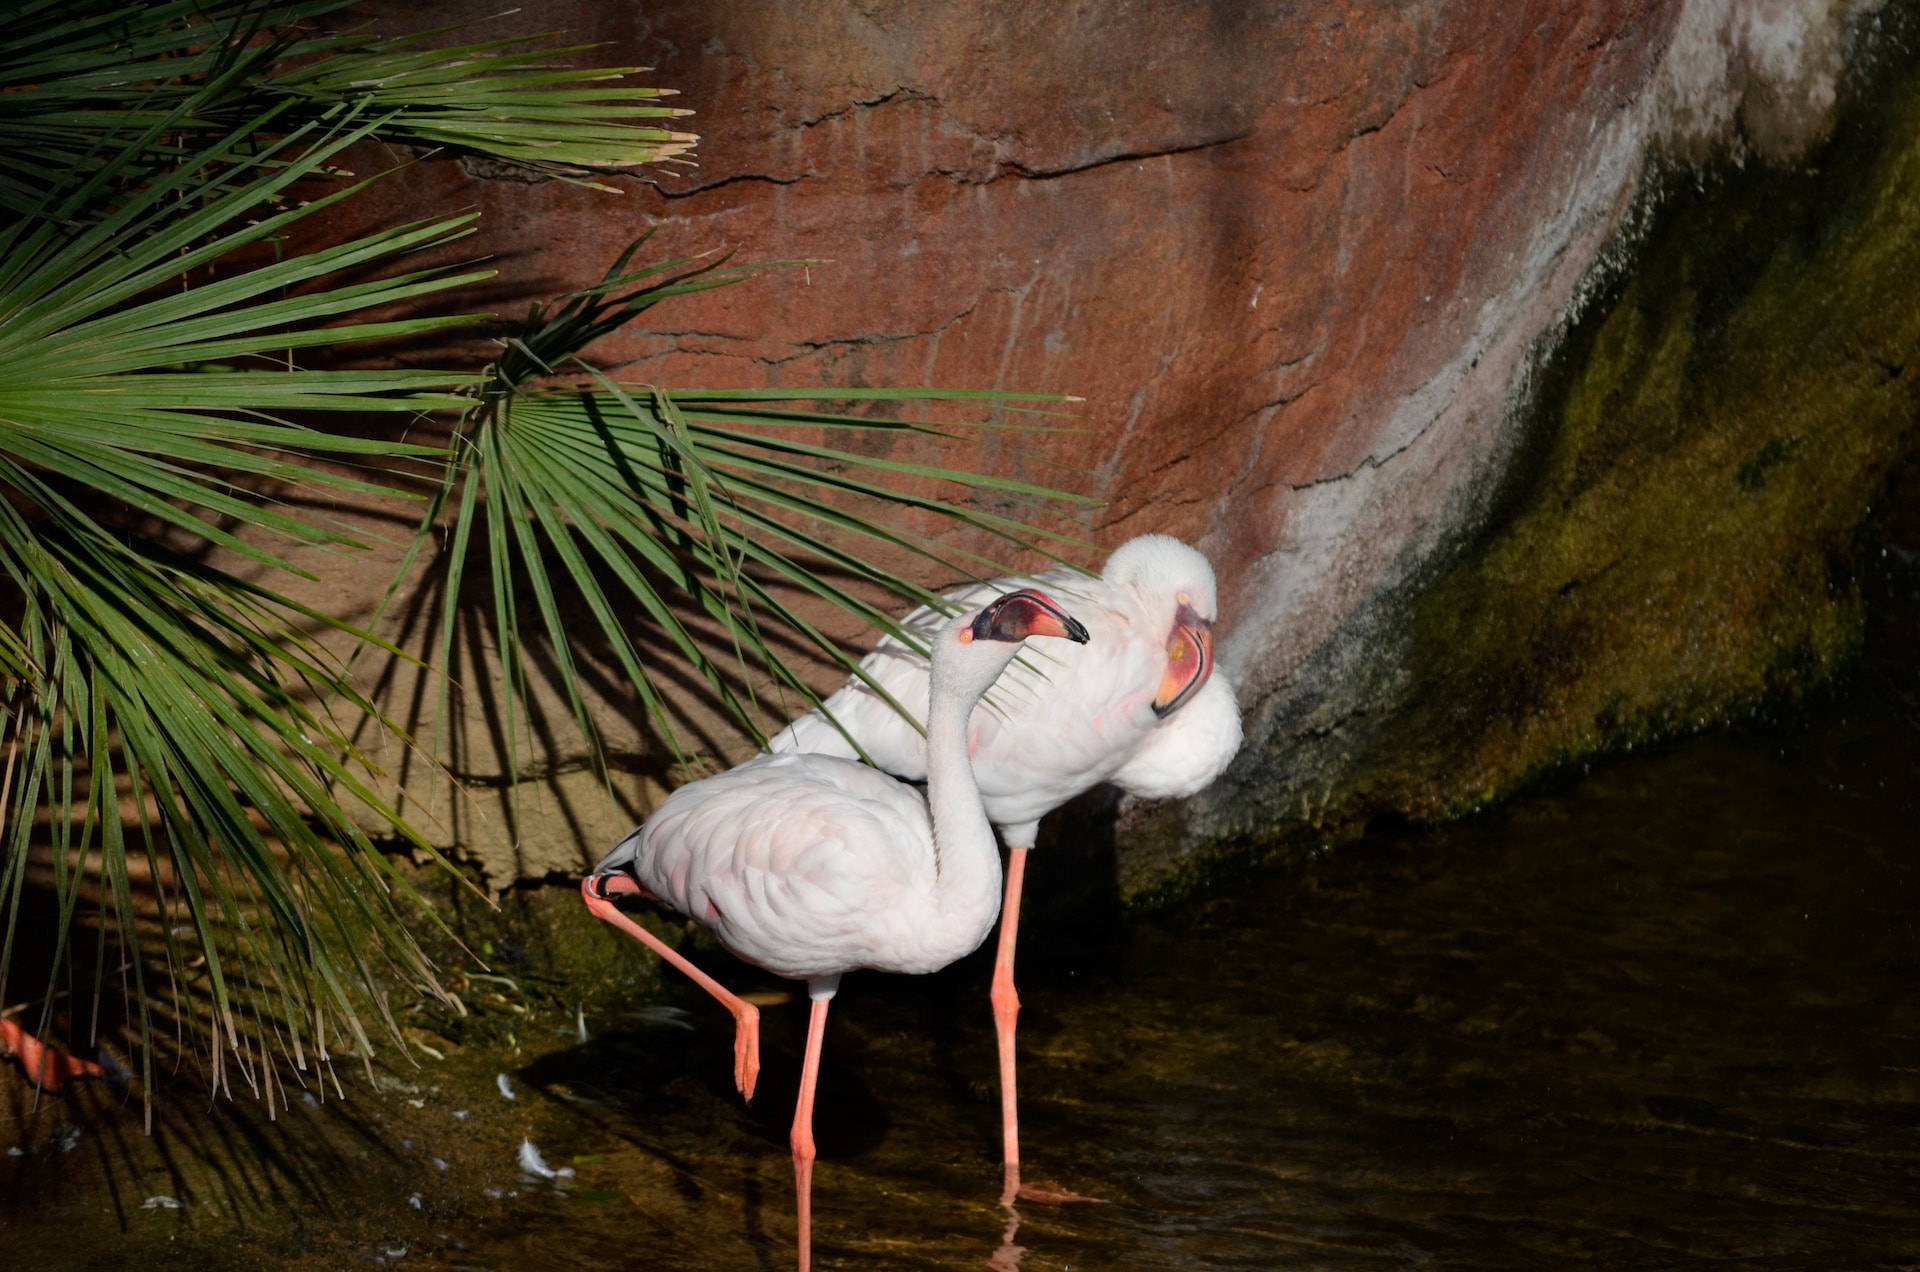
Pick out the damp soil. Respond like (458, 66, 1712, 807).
(5, 520, 1919, 1272)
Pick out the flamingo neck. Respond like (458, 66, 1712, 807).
(924, 655, 1003, 927)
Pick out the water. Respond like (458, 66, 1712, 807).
(494, 734, 1917, 1271)
(6, 519, 1918, 1270)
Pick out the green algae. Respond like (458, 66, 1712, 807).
(1368, 31, 1920, 823)
(1117, 8, 1920, 904)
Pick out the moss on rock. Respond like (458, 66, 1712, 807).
(1117, 12, 1920, 901)
(1374, 37, 1920, 821)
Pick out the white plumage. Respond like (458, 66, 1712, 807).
(770, 533, 1242, 842)
(1107, 672, 1243, 800)
(598, 750, 990, 981)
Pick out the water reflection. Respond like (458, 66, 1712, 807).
(441, 680, 1918, 1270)
(7, 494, 1917, 1271)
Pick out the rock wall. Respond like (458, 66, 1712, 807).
(344, 0, 1907, 890)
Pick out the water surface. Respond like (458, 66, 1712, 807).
(7, 531, 1917, 1272)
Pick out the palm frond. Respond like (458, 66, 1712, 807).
(0, 0, 696, 215)
(0, 119, 490, 1105)
(406, 244, 1098, 789)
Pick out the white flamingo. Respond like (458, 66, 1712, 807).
(768, 534, 1242, 1202)
(582, 589, 1090, 1272)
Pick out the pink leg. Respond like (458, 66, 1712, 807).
(792, 996, 830, 1272)
(580, 876, 761, 1102)
(989, 852, 1102, 1208)
(991, 846, 1028, 1204)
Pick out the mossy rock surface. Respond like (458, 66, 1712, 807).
(1117, 12, 1920, 901)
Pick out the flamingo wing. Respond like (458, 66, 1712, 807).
(769, 574, 1069, 779)
(1108, 672, 1243, 800)
(771, 565, 1183, 828)
(624, 754, 939, 979)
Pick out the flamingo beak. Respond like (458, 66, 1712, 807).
(973, 589, 1091, 644)
(1153, 603, 1214, 718)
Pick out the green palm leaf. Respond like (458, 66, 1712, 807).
(399, 244, 1098, 799)
(0, 0, 696, 215)
(0, 117, 490, 1105)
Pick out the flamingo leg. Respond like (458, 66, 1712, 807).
(989, 849, 1103, 1208)
(0, 1017, 104, 1092)
(580, 876, 761, 1102)
(792, 995, 830, 1272)
(990, 845, 1029, 1204)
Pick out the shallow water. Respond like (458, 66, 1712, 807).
(8, 541, 1919, 1272)
(484, 728, 1918, 1271)
(411, 490, 1920, 1270)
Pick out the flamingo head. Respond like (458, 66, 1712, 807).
(960, 589, 1090, 646)
(1100, 534, 1219, 718)
(938, 588, 1089, 702)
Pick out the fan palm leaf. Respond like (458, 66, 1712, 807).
(0, 113, 492, 1107)
(0, 0, 696, 215)
(401, 244, 1098, 798)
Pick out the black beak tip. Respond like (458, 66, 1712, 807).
(1065, 616, 1091, 644)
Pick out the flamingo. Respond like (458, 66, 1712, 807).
(767, 534, 1242, 1202)
(0, 1017, 104, 1091)
(582, 589, 1090, 1272)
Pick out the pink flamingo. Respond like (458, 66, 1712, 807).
(583, 589, 1089, 1272)
(769, 534, 1242, 1202)
(0, 1016, 104, 1092)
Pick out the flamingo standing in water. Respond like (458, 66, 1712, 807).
(583, 589, 1089, 1272)
(769, 534, 1242, 1202)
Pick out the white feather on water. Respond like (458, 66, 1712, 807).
(516, 1138, 574, 1181)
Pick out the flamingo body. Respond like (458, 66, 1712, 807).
(584, 589, 1091, 1272)
(595, 751, 996, 982)
(770, 535, 1241, 838)
(767, 534, 1241, 1206)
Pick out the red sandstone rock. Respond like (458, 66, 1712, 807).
(325, 0, 1858, 885)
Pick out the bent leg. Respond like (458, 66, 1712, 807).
(581, 875, 760, 1102)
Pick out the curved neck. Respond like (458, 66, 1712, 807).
(924, 653, 1003, 922)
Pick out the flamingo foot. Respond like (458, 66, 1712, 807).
(0, 1017, 104, 1092)
(734, 1001, 761, 1104)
